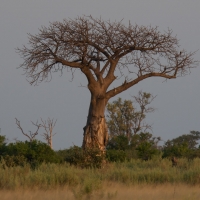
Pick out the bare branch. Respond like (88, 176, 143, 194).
(15, 118, 41, 142)
(17, 16, 198, 97)
(106, 72, 176, 99)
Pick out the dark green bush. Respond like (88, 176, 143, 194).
(59, 146, 104, 168)
(106, 149, 126, 162)
(0, 135, 6, 146)
(162, 131, 200, 159)
(136, 142, 160, 160)
(162, 142, 191, 159)
(107, 135, 129, 151)
(0, 140, 61, 168)
(189, 149, 200, 160)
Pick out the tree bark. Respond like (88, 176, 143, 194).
(82, 96, 109, 153)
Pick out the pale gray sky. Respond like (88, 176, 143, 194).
(0, 0, 200, 149)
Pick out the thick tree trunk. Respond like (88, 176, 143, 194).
(82, 96, 109, 153)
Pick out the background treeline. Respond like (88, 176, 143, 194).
(1, 130, 200, 169)
(1, 92, 200, 168)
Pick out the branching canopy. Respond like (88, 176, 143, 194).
(17, 16, 197, 100)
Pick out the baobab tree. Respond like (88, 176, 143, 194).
(17, 16, 197, 153)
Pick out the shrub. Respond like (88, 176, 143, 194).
(136, 142, 160, 160)
(0, 135, 6, 146)
(60, 146, 104, 168)
(0, 140, 61, 168)
(107, 135, 129, 151)
(106, 149, 126, 162)
(162, 142, 191, 159)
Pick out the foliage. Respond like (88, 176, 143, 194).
(136, 142, 160, 160)
(107, 135, 129, 151)
(130, 132, 160, 160)
(0, 135, 7, 157)
(162, 142, 191, 158)
(190, 149, 200, 159)
(130, 132, 160, 149)
(106, 133, 161, 161)
(106, 98, 134, 140)
(0, 135, 6, 146)
(0, 140, 60, 168)
(162, 131, 200, 159)
(58, 146, 104, 168)
(106, 94, 160, 161)
(165, 131, 200, 149)
(106, 92, 155, 141)
(106, 149, 126, 162)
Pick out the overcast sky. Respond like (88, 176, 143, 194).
(0, 0, 200, 150)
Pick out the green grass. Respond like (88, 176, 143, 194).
(0, 158, 200, 193)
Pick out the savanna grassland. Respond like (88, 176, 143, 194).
(1, 158, 200, 200)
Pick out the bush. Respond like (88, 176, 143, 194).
(162, 142, 191, 159)
(106, 149, 126, 162)
(107, 135, 129, 151)
(59, 146, 104, 168)
(0, 135, 6, 146)
(136, 142, 160, 160)
(0, 140, 61, 168)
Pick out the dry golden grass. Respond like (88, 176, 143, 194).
(100, 183, 200, 200)
(0, 183, 200, 200)
(1, 158, 200, 199)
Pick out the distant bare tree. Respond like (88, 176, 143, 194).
(17, 16, 198, 153)
(15, 118, 41, 142)
(40, 118, 57, 149)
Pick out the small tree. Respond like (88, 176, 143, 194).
(106, 91, 155, 141)
(17, 16, 197, 153)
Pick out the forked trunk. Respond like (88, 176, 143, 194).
(82, 96, 109, 153)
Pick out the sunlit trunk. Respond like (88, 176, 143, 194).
(82, 96, 109, 153)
